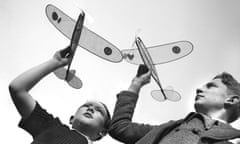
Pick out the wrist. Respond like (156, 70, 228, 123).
(46, 59, 63, 70)
(128, 79, 142, 94)
(53, 57, 67, 66)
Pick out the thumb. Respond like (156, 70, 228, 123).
(141, 70, 152, 79)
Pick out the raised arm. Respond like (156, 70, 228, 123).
(9, 47, 71, 119)
(109, 65, 157, 144)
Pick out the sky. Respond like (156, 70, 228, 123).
(2, 0, 240, 143)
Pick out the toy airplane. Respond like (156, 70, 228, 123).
(46, 4, 123, 89)
(125, 36, 193, 102)
(46, 4, 193, 93)
(53, 11, 84, 89)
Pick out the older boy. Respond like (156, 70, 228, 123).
(109, 65, 240, 144)
(9, 46, 111, 144)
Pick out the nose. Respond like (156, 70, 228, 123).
(87, 106, 94, 113)
(196, 88, 203, 95)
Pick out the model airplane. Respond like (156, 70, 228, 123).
(53, 11, 84, 89)
(46, 4, 193, 95)
(46, 4, 123, 88)
(124, 36, 193, 102)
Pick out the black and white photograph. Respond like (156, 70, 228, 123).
(2, 0, 240, 143)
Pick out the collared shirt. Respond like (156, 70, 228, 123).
(187, 113, 218, 130)
(19, 102, 88, 144)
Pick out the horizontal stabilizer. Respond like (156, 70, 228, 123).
(54, 67, 82, 89)
(151, 89, 181, 102)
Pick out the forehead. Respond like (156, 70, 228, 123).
(83, 101, 105, 108)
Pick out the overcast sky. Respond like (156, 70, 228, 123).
(2, 0, 240, 143)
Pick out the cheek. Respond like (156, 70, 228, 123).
(208, 95, 225, 105)
(74, 109, 86, 118)
(94, 114, 105, 125)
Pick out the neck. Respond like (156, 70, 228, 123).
(199, 109, 229, 123)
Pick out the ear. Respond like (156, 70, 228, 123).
(69, 115, 74, 124)
(224, 95, 240, 108)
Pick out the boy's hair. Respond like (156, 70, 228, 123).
(213, 72, 240, 96)
(101, 102, 111, 130)
(95, 102, 111, 141)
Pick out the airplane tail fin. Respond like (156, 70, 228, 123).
(151, 88, 181, 102)
(54, 67, 82, 89)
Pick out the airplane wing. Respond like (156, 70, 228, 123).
(151, 89, 181, 102)
(122, 41, 193, 65)
(45, 4, 123, 63)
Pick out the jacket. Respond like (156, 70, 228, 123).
(109, 91, 240, 144)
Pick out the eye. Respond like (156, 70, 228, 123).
(206, 83, 217, 88)
(95, 107, 105, 115)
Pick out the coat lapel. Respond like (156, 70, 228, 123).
(201, 122, 240, 140)
(136, 120, 183, 144)
(135, 112, 197, 144)
(134, 112, 240, 144)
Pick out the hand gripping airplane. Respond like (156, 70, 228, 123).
(122, 36, 193, 102)
(46, 4, 123, 89)
(53, 11, 84, 89)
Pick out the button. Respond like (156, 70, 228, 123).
(192, 128, 201, 135)
(175, 128, 180, 132)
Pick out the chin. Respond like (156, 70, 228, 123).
(74, 117, 93, 126)
(79, 118, 94, 125)
(195, 103, 213, 115)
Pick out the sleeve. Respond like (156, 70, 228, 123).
(109, 91, 156, 144)
(18, 102, 60, 138)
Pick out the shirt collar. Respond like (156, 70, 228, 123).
(72, 129, 93, 144)
(200, 113, 218, 130)
(184, 112, 218, 130)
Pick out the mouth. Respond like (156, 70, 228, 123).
(83, 112, 93, 119)
(195, 95, 204, 101)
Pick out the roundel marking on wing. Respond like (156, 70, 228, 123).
(52, 11, 61, 23)
(172, 46, 181, 54)
(104, 47, 113, 55)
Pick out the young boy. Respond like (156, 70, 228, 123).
(9, 46, 111, 144)
(109, 65, 240, 144)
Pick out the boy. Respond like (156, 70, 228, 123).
(109, 65, 240, 144)
(9, 46, 111, 144)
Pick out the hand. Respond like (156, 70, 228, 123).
(132, 70, 151, 87)
(53, 46, 72, 67)
(128, 69, 152, 94)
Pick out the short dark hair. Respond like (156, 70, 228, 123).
(213, 72, 240, 96)
(94, 102, 111, 141)
(101, 102, 111, 130)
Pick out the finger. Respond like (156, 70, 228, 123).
(141, 70, 152, 78)
(60, 46, 71, 58)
